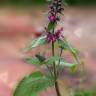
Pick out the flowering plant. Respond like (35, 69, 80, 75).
(13, 0, 80, 96)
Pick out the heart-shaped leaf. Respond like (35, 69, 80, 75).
(13, 71, 54, 96)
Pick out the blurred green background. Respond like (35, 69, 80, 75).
(0, 0, 96, 6)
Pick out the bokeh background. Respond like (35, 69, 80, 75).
(0, 0, 96, 96)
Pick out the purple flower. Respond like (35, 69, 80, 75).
(55, 27, 64, 39)
(48, 15, 56, 22)
(47, 32, 56, 43)
(49, 0, 64, 15)
(57, 27, 63, 32)
(47, 28, 64, 43)
(48, 0, 64, 23)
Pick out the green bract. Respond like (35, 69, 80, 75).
(48, 22, 57, 32)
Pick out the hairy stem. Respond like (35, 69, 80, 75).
(52, 42, 61, 96)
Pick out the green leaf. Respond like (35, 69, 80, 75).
(13, 71, 54, 96)
(35, 54, 46, 62)
(73, 89, 95, 96)
(25, 36, 47, 51)
(47, 22, 57, 32)
(58, 39, 76, 53)
(58, 39, 68, 50)
(25, 54, 46, 66)
(25, 57, 41, 66)
(58, 39, 80, 64)
(45, 56, 61, 65)
(55, 59, 76, 68)
(45, 56, 76, 68)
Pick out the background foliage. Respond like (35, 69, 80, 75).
(0, 0, 96, 6)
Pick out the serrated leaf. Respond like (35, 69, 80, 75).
(25, 36, 47, 51)
(13, 71, 54, 96)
